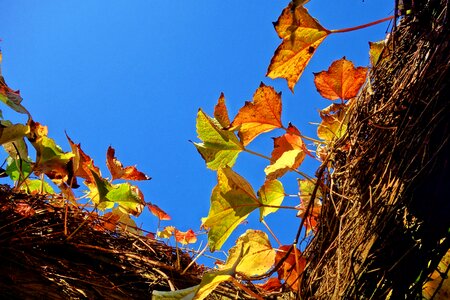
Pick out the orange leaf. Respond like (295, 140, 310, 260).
(314, 57, 368, 100)
(213, 93, 231, 128)
(297, 179, 322, 233)
(267, 4, 330, 91)
(265, 123, 310, 179)
(106, 146, 151, 181)
(147, 203, 171, 221)
(101, 212, 121, 232)
(157, 226, 175, 239)
(14, 202, 35, 218)
(174, 229, 197, 245)
(230, 83, 283, 146)
(66, 133, 101, 184)
(257, 277, 283, 292)
(276, 245, 306, 292)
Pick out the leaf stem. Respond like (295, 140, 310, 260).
(330, 15, 394, 34)
(243, 148, 272, 161)
(261, 219, 282, 247)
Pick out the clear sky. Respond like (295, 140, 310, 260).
(0, 1, 392, 262)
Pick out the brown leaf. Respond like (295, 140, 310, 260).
(267, 3, 330, 91)
(106, 146, 151, 181)
(147, 203, 171, 221)
(101, 212, 121, 232)
(230, 83, 283, 146)
(314, 57, 368, 100)
(317, 101, 353, 142)
(257, 277, 283, 292)
(213, 93, 231, 128)
(14, 202, 35, 218)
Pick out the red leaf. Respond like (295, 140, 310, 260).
(275, 245, 306, 292)
(106, 146, 151, 181)
(147, 203, 171, 221)
(174, 229, 197, 245)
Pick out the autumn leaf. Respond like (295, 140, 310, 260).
(264, 123, 309, 179)
(66, 133, 101, 184)
(194, 109, 243, 170)
(86, 170, 114, 210)
(257, 277, 283, 293)
(147, 203, 171, 221)
(0, 121, 30, 146)
(297, 179, 322, 233)
(106, 146, 150, 181)
(313, 57, 368, 100)
(189, 230, 275, 300)
(106, 182, 145, 216)
(0, 51, 31, 117)
(157, 226, 175, 239)
(174, 229, 197, 245)
(317, 101, 353, 142)
(100, 211, 121, 231)
(369, 40, 387, 67)
(223, 229, 275, 277)
(111, 207, 141, 235)
(152, 285, 199, 300)
(14, 202, 35, 218)
(258, 179, 285, 220)
(6, 157, 31, 181)
(267, 3, 330, 91)
(276, 245, 306, 291)
(201, 167, 260, 251)
(423, 248, 450, 300)
(213, 93, 230, 128)
(27, 121, 76, 186)
(230, 83, 283, 146)
(20, 179, 55, 195)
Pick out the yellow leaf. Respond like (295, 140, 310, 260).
(317, 101, 353, 142)
(201, 168, 260, 251)
(230, 83, 283, 146)
(267, 3, 330, 91)
(423, 248, 450, 299)
(258, 180, 285, 220)
(152, 285, 198, 300)
(265, 149, 305, 179)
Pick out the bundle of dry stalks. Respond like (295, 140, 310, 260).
(300, 0, 449, 298)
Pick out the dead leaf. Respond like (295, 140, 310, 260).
(147, 203, 171, 221)
(276, 245, 306, 291)
(213, 93, 231, 128)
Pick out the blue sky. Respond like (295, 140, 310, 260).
(0, 1, 392, 262)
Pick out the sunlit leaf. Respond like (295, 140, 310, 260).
(157, 226, 175, 239)
(106, 146, 150, 181)
(3, 137, 29, 162)
(267, 4, 330, 91)
(147, 203, 171, 221)
(174, 229, 197, 245)
(297, 179, 322, 233)
(258, 180, 285, 220)
(264, 123, 309, 179)
(86, 170, 114, 210)
(28, 121, 75, 185)
(152, 285, 199, 300)
(276, 245, 306, 291)
(223, 229, 276, 277)
(66, 133, 101, 184)
(213, 93, 230, 128)
(6, 157, 31, 181)
(317, 101, 353, 142)
(111, 207, 141, 235)
(101, 211, 122, 232)
(0, 121, 30, 146)
(106, 182, 145, 216)
(369, 40, 386, 67)
(194, 109, 243, 170)
(230, 83, 283, 146)
(313, 57, 368, 100)
(20, 179, 55, 195)
(256, 277, 283, 292)
(423, 248, 450, 300)
(0, 51, 31, 117)
(201, 167, 260, 251)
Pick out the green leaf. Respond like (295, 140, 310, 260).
(87, 170, 114, 210)
(106, 182, 144, 216)
(20, 179, 55, 194)
(258, 180, 285, 220)
(6, 157, 32, 181)
(0, 122, 30, 146)
(194, 109, 243, 170)
(201, 167, 260, 251)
